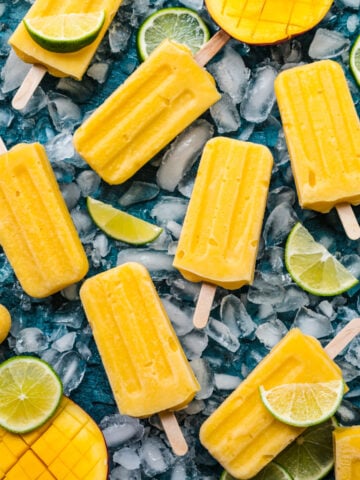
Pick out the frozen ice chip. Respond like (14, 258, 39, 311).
(210, 93, 241, 133)
(56, 76, 95, 104)
(71, 208, 94, 241)
(208, 46, 250, 104)
(87, 62, 110, 84)
(52, 332, 76, 352)
(109, 20, 132, 53)
(48, 92, 82, 132)
(255, 319, 288, 349)
(190, 358, 214, 400)
(140, 437, 174, 476)
(180, 329, 208, 360)
(101, 414, 144, 448)
(293, 307, 334, 339)
(169, 277, 201, 303)
(119, 181, 159, 207)
(60, 183, 81, 210)
(206, 319, 240, 353)
(157, 120, 214, 192)
(151, 197, 188, 226)
(340, 0, 360, 7)
(220, 294, 256, 338)
(347, 14, 359, 33)
(0, 107, 13, 129)
(15, 327, 48, 354)
(344, 336, 360, 368)
(91, 233, 110, 267)
(113, 447, 141, 470)
(214, 373, 241, 390)
(117, 249, 175, 280)
(76, 170, 101, 197)
(263, 203, 298, 246)
(267, 186, 296, 211)
(247, 271, 286, 305)
(52, 351, 86, 395)
(309, 28, 351, 59)
(110, 466, 141, 480)
(240, 65, 277, 123)
(46, 133, 76, 163)
(181, 0, 203, 9)
(274, 285, 309, 313)
(161, 295, 194, 336)
(1, 49, 31, 94)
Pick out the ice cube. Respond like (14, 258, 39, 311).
(308, 28, 351, 59)
(101, 414, 144, 448)
(119, 181, 159, 207)
(190, 358, 214, 400)
(15, 327, 48, 354)
(210, 93, 241, 133)
(161, 295, 194, 336)
(206, 318, 240, 353)
(140, 437, 174, 476)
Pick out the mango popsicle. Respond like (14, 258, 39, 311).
(275, 60, 360, 238)
(80, 262, 200, 454)
(173, 137, 273, 327)
(200, 328, 343, 479)
(0, 142, 88, 298)
(73, 39, 221, 185)
(334, 426, 360, 479)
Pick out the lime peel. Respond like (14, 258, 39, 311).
(0, 356, 63, 434)
(137, 7, 210, 61)
(23, 11, 106, 53)
(350, 34, 360, 86)
(87, 197, 163, 245)
(221, 462, 292, 480)
(259, 380, 344, 428)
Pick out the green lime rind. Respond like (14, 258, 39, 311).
(87, 197, 163, 245)
(285, 223, 359, 296)
(23, 11, 105, 53)
(259, 380, 344, 428)
(275, 417, 338, 480)
(137, 7, 210, 61)
(350, 34, 360, 86)
(0, 356, 63, 434)
(220, 462, 293, 480)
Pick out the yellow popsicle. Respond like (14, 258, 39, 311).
(334, 426, 360, 479)
(9, 0, 123, 80)
(174, 137, 273, 290)
(275, 59, 360, 214)
(0, 143, 88, 298)
(205, 0, 333, 44)
(80, 262, 199, 418)
(73, 40, 221, 184)
(200, 329, 343, 479)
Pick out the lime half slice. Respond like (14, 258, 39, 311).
(137, 7, 210, 60)
(285, 223, 358, 296)
(87, 197, 163, 245)
(350, 34, 360, 86)
(275, 418, 337, 480)
(23, 11, 105, 53)
(220, 462, 292, 480)
(0, 356, 63, 433)
(260, 380, 344, 428)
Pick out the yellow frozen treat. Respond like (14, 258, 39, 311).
(0, 305, 11, 344)
(200, 329, 343, 479)
(174, 138, 273, 290)
(334, 426, 360, 479)
(275, 60, 360, 214)
(205, 0, 333, 44)
(80, 262, 199, 417)
(9, 0, 123, 80)
(0, 143, 88, 298)
(73, 40, 221, 184)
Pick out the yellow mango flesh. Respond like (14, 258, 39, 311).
(334, 426, 360, 479)
(0, 305, 11, 344)
(0, 397, 108, 479)
(205, 0, 333, 44)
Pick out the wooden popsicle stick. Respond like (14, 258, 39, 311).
(336, 203, 360, 241)
(159, 411, 188, 456)
(193, 283, 217, 329)
(11, 64, 47, 111)
(194, 29, 231, 67)
(325, 317, 360, 359)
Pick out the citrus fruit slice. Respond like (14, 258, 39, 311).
(350, 34, 360, 86)
(259, 380, 344, 428)
(275, 417, 337, 480)
(87, 197, 163, 245)
(0, 356, 62, 434)
(285, 223, 358, 296)
(23, 11, 105, 53)
(137, 7, 210, 60)
(220, 462, 293, 480)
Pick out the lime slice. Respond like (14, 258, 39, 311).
(23, 11, 105, 53)
(137, 7, 210, 60)
(0, 356, 63, 433)
(259, 380, 344, 428)
(87, 197, 163, 245)
(350, 34, 360, 86)
(285, 223, 358, 296)
(275, 418, 337, 480)
(220, 462, 293, 480)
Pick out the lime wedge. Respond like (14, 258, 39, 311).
(259, 380, 344, 428)
(137, 7, 210, 61)
(0, 356, 62, 433)
(275, 418, 337, 480)
(87, 197, 163, 245)
(285, 223, 358, 296)
(23, 11, 105, 53)
(220, 462, 293, 480)
(350, 34, 360, 86)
